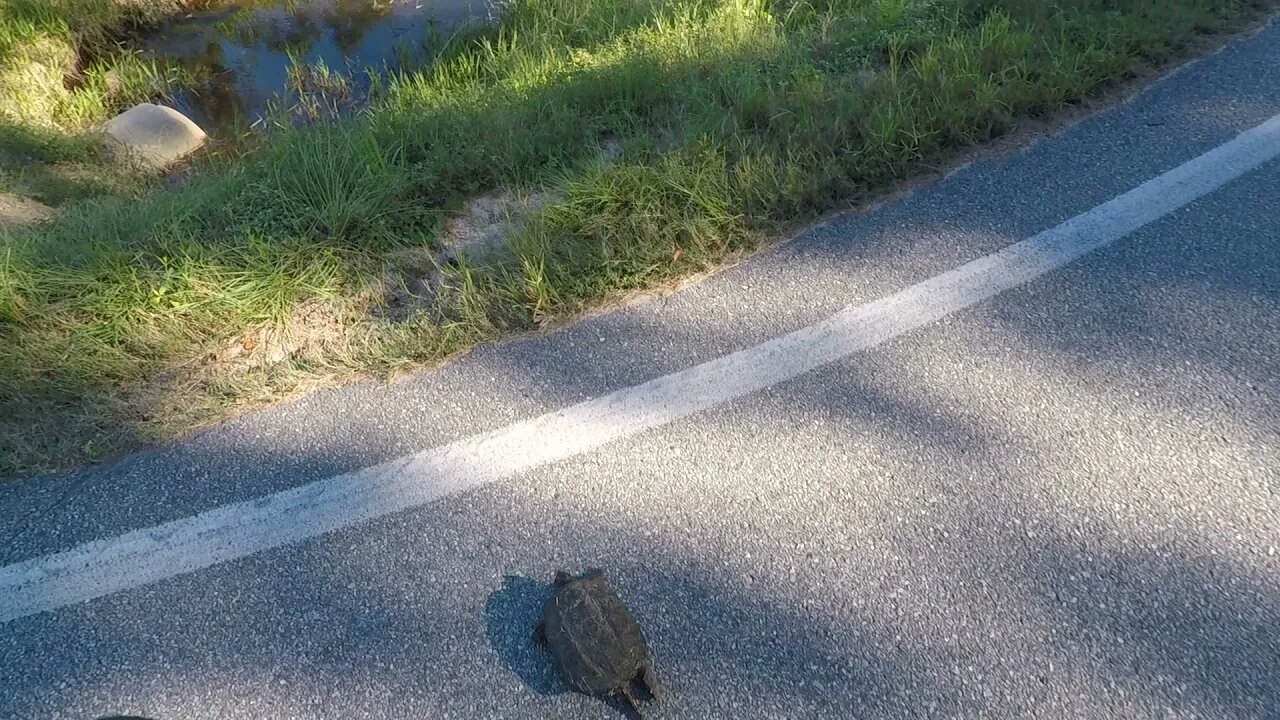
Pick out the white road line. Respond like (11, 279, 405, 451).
(3, 114, 1279, 626)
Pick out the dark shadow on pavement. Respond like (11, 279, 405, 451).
(484, 573, 563, 697)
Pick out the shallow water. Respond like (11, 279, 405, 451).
(140, 0, 498, 135)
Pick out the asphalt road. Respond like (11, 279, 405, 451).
(2, 19, 1278, 720)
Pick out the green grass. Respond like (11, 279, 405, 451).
(0, 0, 1273, 477)
(0, 0, 183, 203)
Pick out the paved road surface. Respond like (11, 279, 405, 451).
(2, 19, 1278, 720)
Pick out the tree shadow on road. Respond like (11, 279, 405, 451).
(2, 355, 1278, 718)
(4, 55, 1280, 717)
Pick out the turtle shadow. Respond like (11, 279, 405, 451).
(484, 574, 564, 697)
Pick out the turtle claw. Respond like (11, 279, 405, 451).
(618, 685, 645, 719)
(637, 662, 659, 699)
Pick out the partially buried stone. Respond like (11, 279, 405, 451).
(100, 103, 207, 171)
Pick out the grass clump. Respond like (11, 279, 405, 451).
(0, 0, 1274, 477)
(0, 0, 182, 204)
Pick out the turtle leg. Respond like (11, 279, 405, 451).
(532, 622, 547, 647)
(618, 685, 645, 719)
(636, 661, 660, 700)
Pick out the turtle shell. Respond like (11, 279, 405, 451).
(541, 570, 650, 696)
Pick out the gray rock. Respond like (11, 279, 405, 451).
(100, 103, 207, 171)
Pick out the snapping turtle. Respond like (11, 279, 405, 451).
(535, 568, 659, 712)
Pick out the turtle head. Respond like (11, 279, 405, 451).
(553, 570, 574, 587)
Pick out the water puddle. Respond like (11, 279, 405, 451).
(139, 0, 499, 136)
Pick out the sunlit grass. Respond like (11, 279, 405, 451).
(0, 0, 182, 201)
(0, 0, 1273, 476)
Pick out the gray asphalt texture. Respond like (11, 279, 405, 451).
(3, 19, 1279, 720)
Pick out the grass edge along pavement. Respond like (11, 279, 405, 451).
(0, 0, 1275, 478)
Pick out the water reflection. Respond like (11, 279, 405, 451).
(140, 0, 498, 135)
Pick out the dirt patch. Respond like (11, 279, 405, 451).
(100, 298, 367, 457)
(382, 189, 556, 318)
(381, 244, 442, 320)
(438, 189, 556, 264)
(116, 299, 356, 420)
(0, 193, 56, 231)
(601, 136, 624, 163)
(203, 299, 352, 373)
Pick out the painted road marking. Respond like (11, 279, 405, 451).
(2, 113, 1279, 625)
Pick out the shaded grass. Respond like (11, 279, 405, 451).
(0, 0, 1274, 476)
